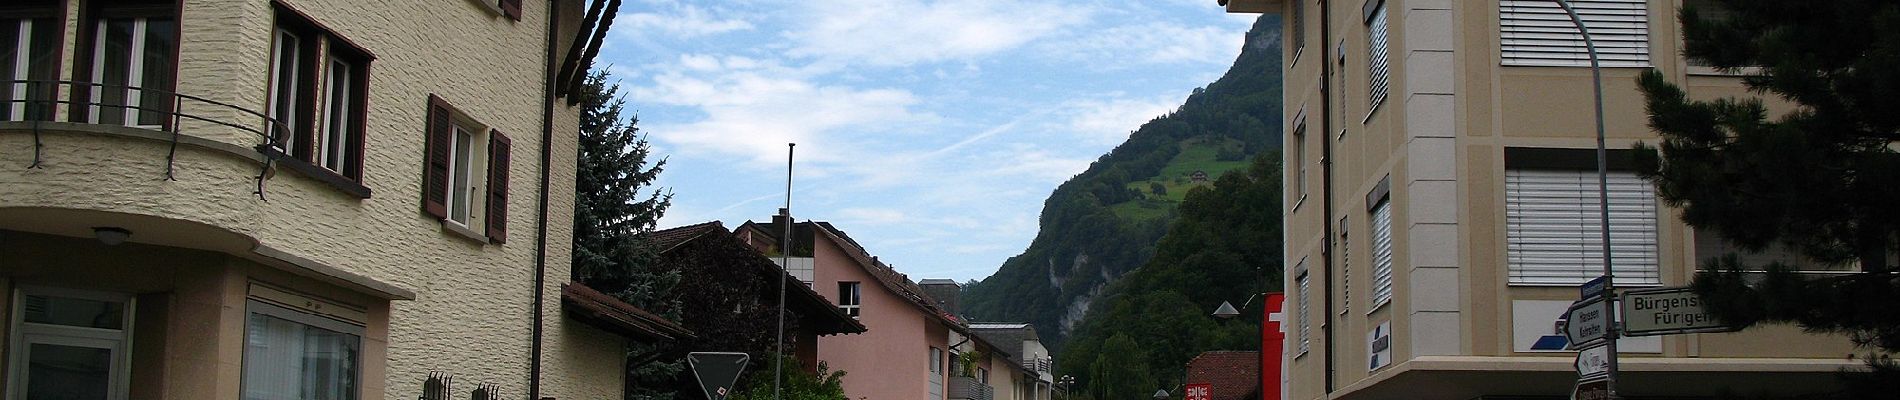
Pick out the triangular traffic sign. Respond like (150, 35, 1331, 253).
(688, 352, 751, 400)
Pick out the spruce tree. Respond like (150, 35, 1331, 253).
(571, 69, 680, 400)
(1635, 1, 1900, 396)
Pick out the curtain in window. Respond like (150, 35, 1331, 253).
(243, 313, 360, 400)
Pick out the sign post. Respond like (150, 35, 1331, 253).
(1562, 296, 1610, 350)
(1572, 378, 1610, 400)
(1574, 344, 1610, 380)
(1620, 287, 1735, 336)
(688, 352, 751, 400)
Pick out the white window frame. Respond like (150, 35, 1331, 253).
(1500, 0, 1652, 67)
(265, 29, 301, 144)
(445, 123, 481, 227)
(6, 287, 136, 400)
(241, 298, 364, 400)
(1369, 199, 1395, 310)
(1504, 168, 1662, 285)
(318, 56, 353, 172)
(6, 18, 44, 120)
(837, 281, 861, 319)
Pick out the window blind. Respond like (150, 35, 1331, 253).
(1505, 169, 1662, 285)
(1370, 200, 1394, 307)
(1500, 0, 1650, 67)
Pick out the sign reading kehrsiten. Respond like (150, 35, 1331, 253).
(1619, 287, 1737, 336)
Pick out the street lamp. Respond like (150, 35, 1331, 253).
(1212, 293, 1262, 319)
(1153, 389, 1170, 400)
(1056, 375, 1074, 400)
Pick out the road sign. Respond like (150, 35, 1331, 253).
(1572, 378, 1609, 400)
(1184, 383, 1211, 400)
(1574, 344, 1610, 379)
(1564, 297, 1611, 350)
(1579, 276, 1609, 299)
(1621, 287, 1736, 336)
(688, 352, 750, 400)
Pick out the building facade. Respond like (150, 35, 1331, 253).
(737, 216, 964, 400)
(0, 1, 660, 400)
(1222, 0, 1860, 398)
(968, 323, 1055, 400)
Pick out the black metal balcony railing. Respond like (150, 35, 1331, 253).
(2, 79, 290, 199)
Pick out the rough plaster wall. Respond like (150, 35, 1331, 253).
(0, 0, 608, 398)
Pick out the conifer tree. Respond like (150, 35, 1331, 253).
(571, 69, 680, 400)
(1635, 1, 1900, 396)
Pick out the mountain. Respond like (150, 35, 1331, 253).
(960, 14, 1283, 349)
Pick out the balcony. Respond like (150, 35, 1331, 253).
(948, 376, 994, 400)
(3, 79, 307, 198)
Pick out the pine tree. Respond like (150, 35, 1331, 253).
(571, 69, 680, 400)
(1635, 1, 1900, 396)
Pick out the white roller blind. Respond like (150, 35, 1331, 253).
(1296, 262, 1311, 355)
(1505, 169, 1661, 285)
(1367, 4, 1392, 107)
(1370, 200, 1394, 307)
(1500, 0, 1650, 67)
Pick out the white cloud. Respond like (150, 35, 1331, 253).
(1047, 21, 1246, 66)
(838, 208, 911, 225)
(618, 6, 754, 39)
(784, 0, 1091, 66)
(1061, 96, 1182, 145)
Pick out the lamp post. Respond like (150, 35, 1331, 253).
(1549, 1, 1619, 398)
(1057, 375, 1074, 400)
(1153, 388, 1170, 400)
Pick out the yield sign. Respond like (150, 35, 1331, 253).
(688, 352, 751, 400)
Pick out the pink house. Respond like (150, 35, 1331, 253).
(737, 213, 966, 400)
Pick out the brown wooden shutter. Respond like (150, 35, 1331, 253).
(423, 95, 452, 219)
(499, 0, 522, 20)
(485, 130, 512, 243)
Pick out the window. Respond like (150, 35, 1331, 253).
(1294, 261, 1310, 356)
(1365, 0, 1391, 109)
(242, 299, 362, 400)
(928, 346, 942, 373)
(269, 4, 370, 183)
(1504, 168, 1661, 285)
(837, 281, 861, 318)
(7, 288, 134, 400)
(1290, 0, 1306, 58)
(1500, 0, 1651, 67)
(1338, 216, 1350, 314)
(82, 0, 177, 127)
(2, 1, 60, 122)
(1370, 197, 1394, 309)
(424, 95, 512, 243)
(1292, 120, 1308, 199)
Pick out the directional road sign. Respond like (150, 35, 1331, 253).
(688, 352, 750, 400)
(1621, 287, 1736, 336)
(1574, 344, 1610, 379)
(1579, 275, 1609, 300)
(1564, 297, 1611, 350)
(1572, 378, 1609, 400)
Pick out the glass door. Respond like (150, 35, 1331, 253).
(6, 288, 133, 400)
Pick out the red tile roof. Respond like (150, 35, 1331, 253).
(644, 221, 868, 336)
(1187, 351, 1260, 400)
(561, 282, 694, 341)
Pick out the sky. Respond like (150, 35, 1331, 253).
(596, 0, 1260, 282)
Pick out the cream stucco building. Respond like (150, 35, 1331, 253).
(1222, 0, 1861, 398)
(0, 1, 672, 400)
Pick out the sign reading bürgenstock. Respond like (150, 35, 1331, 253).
(1619, 287, 1736, 336)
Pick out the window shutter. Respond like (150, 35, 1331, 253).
(499, 0, 523, 20)
(1500, 0, 1651, 67)
(1367, 4, 1392, 107)
(485, 129, 512, 243)
(1505, 169, 1661, 285)
(1370, 200, 1395, 307)
(423, 96, 452, 219)
(1295, 263, 1311, 355)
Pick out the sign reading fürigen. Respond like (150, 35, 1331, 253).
(1620, 287, 1736, 336)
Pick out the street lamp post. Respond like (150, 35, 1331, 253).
(1551, 1, 1619, 398)
(1057, 374, 1074, 400)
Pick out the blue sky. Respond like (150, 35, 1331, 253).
(597, 0, 1259, 282)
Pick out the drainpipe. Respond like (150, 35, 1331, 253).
(529, 0, 561, 398)
(1317, 0, 1339, 394)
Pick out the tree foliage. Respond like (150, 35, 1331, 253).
(1636, 1, 1900, 396)
(726, 354, 850, 400)
(1059, 155, 1284, 399)
(961, 14, 1284, 349)
(571, 69, 679, 400)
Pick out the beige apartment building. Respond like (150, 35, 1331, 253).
(1222, 0, 1861, 399)
(0, 1, 673, 400)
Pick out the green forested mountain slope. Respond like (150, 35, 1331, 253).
(1058, 155, 1284, 399)
(959, 14, 1282, 349)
